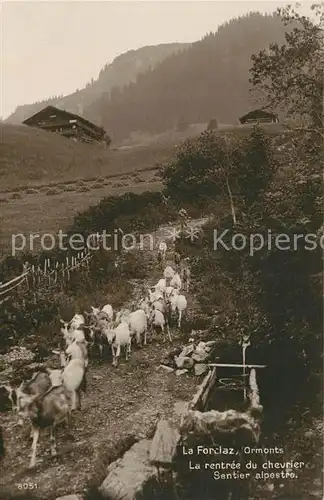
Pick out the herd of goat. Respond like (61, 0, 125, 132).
(0, 242, 191, 469)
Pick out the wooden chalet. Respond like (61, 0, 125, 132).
(239, 109, 278, 125)
(23, 106, 109, 145)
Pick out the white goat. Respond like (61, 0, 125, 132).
(91, 304, 113, 321)
(138, 297, 150, 315)
(65, 340, 88, 369)
(114, 308, 132, 326)
(168, 289, 187, 328)
(70, 313, 85, 330)
(100, 304, 114, 321)
(48, 361, 85, 412)
(148, 289, 164, 304)
(62, 359, 85, 410)
(163, 266, 175, 280)
(149, 307, 172, 343)
(60, 320, 75, 347)
(164, 286, 175, 300)
(170, 272, 182, 290)
(105, 322, 131, 367)
(154, 278, 167, 294)
(47, 369, 63, 387)
(127, 309, 148, 346)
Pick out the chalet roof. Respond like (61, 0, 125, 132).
(23, 105, 104, 134)
(239, 108, 277, 123)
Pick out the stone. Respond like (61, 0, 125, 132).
(175, 369, 188, 376)
(192, 348, 210, 363)
(194, 363, 208, 376)
(179, 345, 195, 358)
(100, 439, 159, 500)
(158, 364, 174, 372)
(150, 420, 181, 465)
(175, 356, 194, 369)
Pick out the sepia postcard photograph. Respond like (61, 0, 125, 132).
(0, 0, 323, 499)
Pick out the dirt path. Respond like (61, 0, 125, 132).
(0, 218, 209, 500)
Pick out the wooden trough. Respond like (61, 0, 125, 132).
(98, 360, 266, 500)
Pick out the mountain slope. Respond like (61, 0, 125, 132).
(86, 12, 288, 140)
(6, 43, 189, 125)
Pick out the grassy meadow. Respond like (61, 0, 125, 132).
(0, 121, 286, 258)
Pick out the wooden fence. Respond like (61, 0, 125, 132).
(0, 234, 105, 304)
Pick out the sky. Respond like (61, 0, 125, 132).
(1, 0, 314, 119)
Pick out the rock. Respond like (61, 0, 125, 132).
(158, 364, 174, 373)
(175, 369, 188, 376)
(175, 356, 194, 369)
(192, 348, 210, 363)
(161, 358, 173, 367)
(194, 363, 208, 376)
(100, 439, 159, 500)
(179, 345, 195, 358)
(150, 420, 181, 465)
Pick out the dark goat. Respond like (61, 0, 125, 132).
(18, 385, 71, 468)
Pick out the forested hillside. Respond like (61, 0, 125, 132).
(86, 12, 288, 140)
(5, 43, 188, 125)
(6, 13, 288, 141)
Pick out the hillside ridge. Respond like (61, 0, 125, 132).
(5, 43, 189, 125)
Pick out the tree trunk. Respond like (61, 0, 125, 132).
(225, 176, 237, 226)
